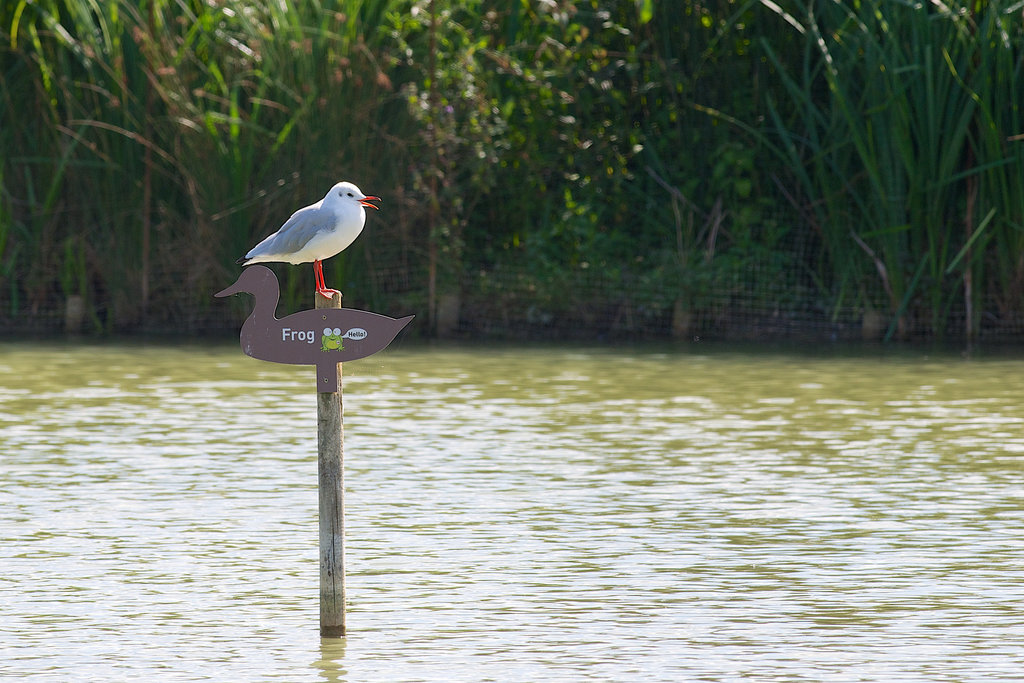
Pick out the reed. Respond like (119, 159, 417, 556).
(1, 0, 413, 327)
(3, 0, 1024, 339)
(759, 0, 1024, 339)
(968, 7, 1024, 335)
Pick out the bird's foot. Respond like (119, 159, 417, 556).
(316, 287, 341, 299)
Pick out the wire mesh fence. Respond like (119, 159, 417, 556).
(5, 219, 1023, 345)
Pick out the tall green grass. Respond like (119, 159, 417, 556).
(759, 0, 1024, 340)
(2, 1, 1024, 340)
(1, 0, 414, 329)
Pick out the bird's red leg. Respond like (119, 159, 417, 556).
(314, 259, 340, 299)
(314, 260, 327, 296)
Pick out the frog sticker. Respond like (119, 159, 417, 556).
(321, 327, 344, 352)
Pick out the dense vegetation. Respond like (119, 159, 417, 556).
(2, 1, 1023, 341)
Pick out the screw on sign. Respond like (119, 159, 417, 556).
(216, 264, 413, 637)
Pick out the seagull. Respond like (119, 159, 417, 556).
(237, 181, 380, 298)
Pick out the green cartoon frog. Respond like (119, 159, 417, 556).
(321, 327, 344, 352)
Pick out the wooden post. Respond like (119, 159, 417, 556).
(316, 291, 345, 637)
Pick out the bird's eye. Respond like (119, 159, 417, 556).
(347, 192, 354, 197)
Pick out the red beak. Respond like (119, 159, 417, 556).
(360, 196, 381, 210)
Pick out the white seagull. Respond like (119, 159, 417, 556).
(237, 181, 380, 298)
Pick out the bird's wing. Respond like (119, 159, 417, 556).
(247, 206, 336, 259)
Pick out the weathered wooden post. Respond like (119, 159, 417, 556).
(316, 291, 345, 637)
(215, 265, 413, 637)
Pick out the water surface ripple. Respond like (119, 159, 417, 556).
(1, 343, 1022, 681)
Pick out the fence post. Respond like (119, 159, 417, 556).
(316, 291, 345, 637)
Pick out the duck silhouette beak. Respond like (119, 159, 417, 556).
(215, 281, 243, 298)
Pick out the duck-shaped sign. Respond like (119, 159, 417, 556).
(216, 265, 413, 391)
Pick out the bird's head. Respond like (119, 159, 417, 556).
(325, 181, 380, 211)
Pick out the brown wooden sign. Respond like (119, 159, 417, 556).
(215, 265, 413, 391)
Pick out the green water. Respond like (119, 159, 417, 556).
(1, 342, 1023, 681)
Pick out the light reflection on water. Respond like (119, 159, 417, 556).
(1, 341, 1023, 681)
